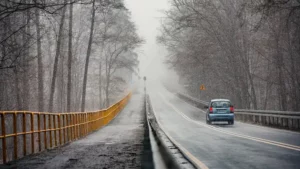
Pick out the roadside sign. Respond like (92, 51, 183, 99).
(200, 84, 206, 90)
(143, 76, 147, 81)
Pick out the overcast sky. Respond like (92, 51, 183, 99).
(124, 0, 172, 81)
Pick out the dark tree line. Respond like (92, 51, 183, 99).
(0, 0, 142, 112)
(159, 0, 300, 111)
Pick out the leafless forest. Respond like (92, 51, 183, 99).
(158, 0, 300, 111)
(0, 0, 143, 112)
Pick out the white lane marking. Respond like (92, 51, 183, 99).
(158, 93, 300, 152)
(150, 95, 209, 169)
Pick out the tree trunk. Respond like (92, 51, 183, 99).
(35, 8, 44, 112)
(105, 77, 110, 108)
(49, 4, 67, 112)
(59, 42, 65, 112)
(277, 56, 287, 110)
(67, 1, 73, 112)
(99, 62, 102, 109)
(275, 33, 287, 110)
(0, 20, 8, 110)
(105, 52, 110, 108)
(22, 9, 30, 110)
(14, 68, 22, 110)
(81, 0, 96, 112)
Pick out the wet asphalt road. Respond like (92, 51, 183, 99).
(148, 82, 300, 169)
(2, 88, 146, 169)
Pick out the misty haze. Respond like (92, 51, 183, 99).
(0, 0, 300, 169)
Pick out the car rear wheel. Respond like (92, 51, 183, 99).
(206, 116, 211, 124)
(228, 120, 234, 125)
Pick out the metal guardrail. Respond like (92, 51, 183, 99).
(235, 109, 300, 116)
(0, 93, 131, 164)
(177, 92, 300, 116)
(176, 92, 300, 131)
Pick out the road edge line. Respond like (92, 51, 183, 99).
(148, 94, 209, 169)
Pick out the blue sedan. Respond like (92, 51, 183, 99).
(205, 99, 234, 125)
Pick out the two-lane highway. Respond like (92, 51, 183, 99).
(148, 83, 300, 169)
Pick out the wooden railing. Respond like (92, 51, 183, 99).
(0, 93, 131, 164)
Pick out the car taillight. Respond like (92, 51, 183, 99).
(209, 107, 213, 113)
(230, 106, 234, 113)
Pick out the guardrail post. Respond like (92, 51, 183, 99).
(88, 113, 91, 133)
(67, 114, 71, 142)
(81, 113, 83, 136)
(79, 114, 81, 137)
(63, 114, 68, 144)
(62, 115, 65, 144)
(69, 114, 72, 141)
(23, 113, 26, 156)
(83, 113, 85, 136)
(270, 116, 273, 126)
(94, 112, 96, 131)
(265, 116, 267, 125)
(71, 114, 74, 140)
(76, 114, 78, 138)
(73, 114, 76, 139)
(86, 113, 88, 135)
(282, 118, 286, 128)
(1, 113, 7, 163)
(44, 114, 47, 149)
(294, 119, 298, 130)
(84, 113, 86, 136)
(53, 115, 57, 147)
(74, 114, 77, 140)
(58, 115, 62, 146)
(68, 114, 73, 141)
(288, 118, 292, 129)
(31, 113, 34, 153)
(259, 115, 262, 124)
(13, 112, 17, 160)
(49, 114, 52, 148)
(37, 113, 41, 151)
(80, 114, 82, 137)
(77, 114, 80, 138)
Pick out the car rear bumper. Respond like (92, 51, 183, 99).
(208, 113, 234, 121)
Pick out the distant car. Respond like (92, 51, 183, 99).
(204, 99, 234, 125)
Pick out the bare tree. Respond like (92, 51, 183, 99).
(81, 0, 96, 112)
(0, 0, 141, 113)
(35, 8, 44, 112)
(49, 1, 67, 112)
(67, 0, 73, 112)
(159, 0, 300, 111)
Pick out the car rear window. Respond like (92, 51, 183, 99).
(211, 101, 231, 108)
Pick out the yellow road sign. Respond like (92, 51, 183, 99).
(200, 84, 206, 90)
